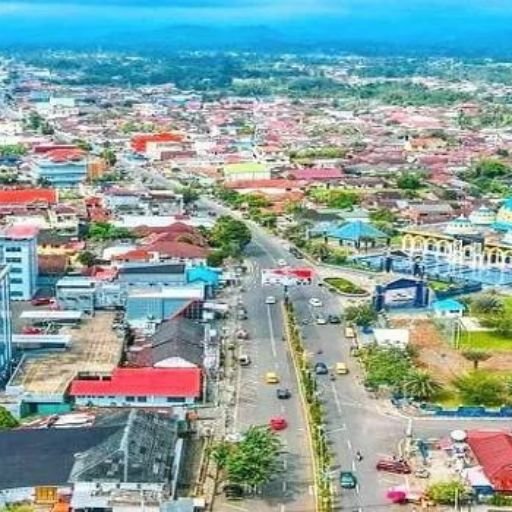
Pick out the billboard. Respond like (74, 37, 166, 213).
(261, 267, 314, 286)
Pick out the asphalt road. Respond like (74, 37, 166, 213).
(133, 164, 512, 512)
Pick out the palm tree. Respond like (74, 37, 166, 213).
(472, 294, 504, 315)
(402, 370, 441, 401)
(462, 350, 491, 370)
(309, 242, 330, 262)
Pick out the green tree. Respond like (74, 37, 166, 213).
(427, 480, 470, 505)
(207, 249, 227, 267)
(396, 172, 422, 190)
(209, 216, 251, 256)
(402, 370, 441, 401)
(369, 208, 397, 224)
(0, 144, 27, 157)
(362, 346, 413, 389)
(180, 187, 199, 205)
(210, 426, 282, 489)
(344, 303, 377, 327)
(471, 294, 504, 315)
(86, 222, 136, 241)
(101, 148, 117, 167)
(36, 177, 52, 188)
(309, 242, 330, 262)
(77, 250, 96, 267)
(0, 406, 19, 429)
(453, 371, 505, 406)
(462, 350, 491, 370)
(74, 139, 93, 152)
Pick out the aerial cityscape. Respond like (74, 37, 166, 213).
(4, 1, 512, 512)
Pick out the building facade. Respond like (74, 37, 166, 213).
(0, 266, 12, 381)
(0, 226, 38, 300)
(30, 149, 88, 188)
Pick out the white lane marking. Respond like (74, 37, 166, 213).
(347, 439, 352, 450)
(352, 460, 356, 471)
(355, 484, 360, 495)
(280, 404, 286, 414)
(280, 505, 285, 512)
(282, 481, 287, 492)
(326, 425, 346, 434)
(308, 485, 314, 495)
(330, 381, 343, 415)
(266, 304, 278, 359)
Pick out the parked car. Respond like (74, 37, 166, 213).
(376, 459, 412, 474)
(269, 416, 288, 431)
(316, 315, 327, 325)
(265, 296, 276, 305)
(309, 298, 323, 307)
(31, 297, 53, 306)
(328, 315, 341, 324)
(276, 388, 292, 399)
(224, 483, 244, 500)
(314, 362, 329, 375)
(277, 259, 287, 267)
(339, 471, 357, 489)
(239, 355, 251, 366)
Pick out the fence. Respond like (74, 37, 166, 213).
(420, 404, 512, 418)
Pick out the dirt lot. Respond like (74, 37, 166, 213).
(391, 317, 512, 382)
(391, 317, 470, 384)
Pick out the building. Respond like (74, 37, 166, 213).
(0, 225, 38, 300)
(309, 220, 389, 250)
(0, 266, 12, 382)
(30, 149, 88, 188)
(0, 188, 57, 206)
(432, 299, 465, 318)
(223, 162, 271, 182)
(69, 367, 201, 408)
(131, 133, 184, 156)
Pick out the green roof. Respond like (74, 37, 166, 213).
(224, 162, 267, 175)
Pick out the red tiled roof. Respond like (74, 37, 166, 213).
(289, 168, 344, 180)
(0, 188, 57, 205)
(225, 179, 304, 190)
(69, 367, 201, 398)
(3, 225, 39, 239)
(146, 241, 209, 259)
(44, 148, 85, 163)
(467, 430, 512, 491)
(131, 133, 184, 152)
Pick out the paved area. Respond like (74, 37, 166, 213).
(9, 312, 123, 397)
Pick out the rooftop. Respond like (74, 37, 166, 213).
(0, 188, 57, 205)
(224, 162, 267, 174)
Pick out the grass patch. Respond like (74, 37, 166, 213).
(324, 277, 366, 295)
(428, 279, 453, 292)
(460, 330, 512, 351)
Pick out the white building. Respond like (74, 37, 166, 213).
(0, 225, 38, 300)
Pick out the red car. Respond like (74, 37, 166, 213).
(269, 417, 288, 431)
(376, 459, 412, 474)
(22, 326, 42, 335)
(31, 297, 53, 306)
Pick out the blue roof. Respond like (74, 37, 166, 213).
(432, 299, 465, 311)
(186, 266, 220, 286)
(326, 220, 388, 242)
(502, 198, 512, 210)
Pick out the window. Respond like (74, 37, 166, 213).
(10, 291, 23, 297)
(136, 396, 147, 403)
(5, 257, 21, 263)
(5, 247, 21, 252)
(10, 278, 22, 284)
(10, 268, 22, 274)
(125, 396, 135, 402)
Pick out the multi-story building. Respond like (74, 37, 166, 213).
(0, 225, 38, 300)
(30, 148, 88, 188)
(0, 265, 12, 381)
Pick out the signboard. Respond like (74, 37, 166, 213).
(261, 267, 314, 286)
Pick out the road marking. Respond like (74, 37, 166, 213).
(308, 485, 314, 495)
(352, 460, 356, 471)
(266, 304, 278, 359)
(347, 439, 352, 450)
(355, 484, 360, 495)
(326, 425, 346, 434)
(280, 404, 286, 414)
(330, 381, 343, 415)
(280, 505, 285, 512)
(282, 481, 287, 492)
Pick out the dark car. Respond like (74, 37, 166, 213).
(339, 471, 357, 489)
(314, 362, 329, 375)
(328, 315, 341, 324)
(376, 459, 412, 474)
(277, 388, 292, 399)
(224, 483, 244, 500)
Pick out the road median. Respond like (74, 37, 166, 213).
(282, 301, 333, 512)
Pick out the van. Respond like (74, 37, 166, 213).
(336, 362, 349, 375)
(239, 354, 251, 366)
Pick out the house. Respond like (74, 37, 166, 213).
(405, 203, 455, 225)
(69, 367, 201, 407)
(309, 220, 389, 250)
(0, 188, 57, 206)
(467, 430, 512, 492)
(0, 225, 39, 300)
(128, 316, 205, 368)
(432, 299, 465, 318)
(113, 242, 209, 266)
(30, 149, 88, 188)
(223, 162, 271, 182)
(131, 133, 184, 155)
(224, 179, 304, 196)
(288, 167, 343, 181)
(0, 410, 187, 494)
(372, 328, 409, 349)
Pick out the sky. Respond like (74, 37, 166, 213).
(1, 0, 512, 54)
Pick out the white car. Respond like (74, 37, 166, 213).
(277, 259, 287, 267)
(265, 296, 277, 305)
(309, 298, 323, 307)
(316, 315, 327, 325)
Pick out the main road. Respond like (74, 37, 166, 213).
(132, 163, 512, 511)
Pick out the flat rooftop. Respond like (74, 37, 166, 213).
(9, 312, 123, 398)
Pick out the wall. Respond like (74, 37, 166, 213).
(73, 394, 195, 408)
